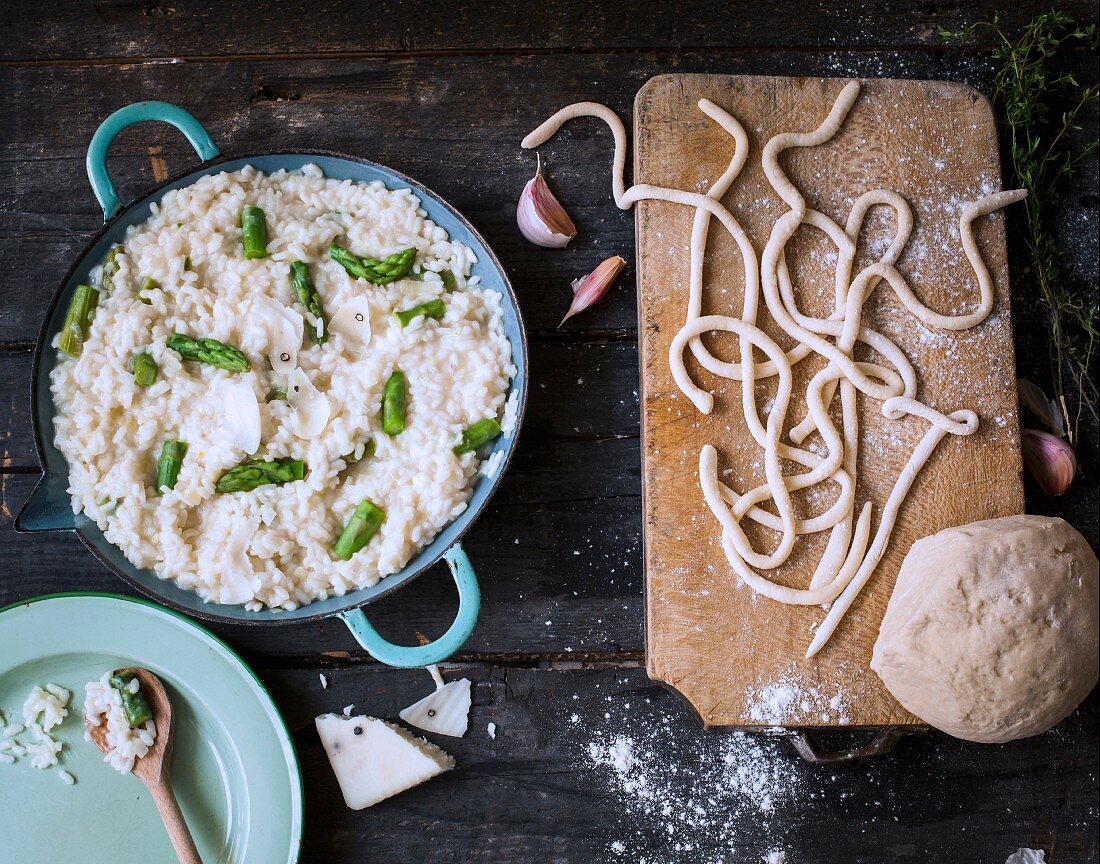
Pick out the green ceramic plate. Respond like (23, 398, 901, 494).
(0, 594, 302, 863)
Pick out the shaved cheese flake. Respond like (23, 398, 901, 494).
(328, 297, 373, 353)
(212, 378, 261, 454)
(254, 294, 304, 373)
(216, 515, 260, 604)
(399, 678, 471, 737)
(286, 368, 330, 440)
(315, 714, 454, 810)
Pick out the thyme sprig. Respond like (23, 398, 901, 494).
(941, 12, 1099, 444)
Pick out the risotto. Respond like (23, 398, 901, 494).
(50, 165, 516, 610)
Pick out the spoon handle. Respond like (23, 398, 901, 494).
(149, 778, 203, 864)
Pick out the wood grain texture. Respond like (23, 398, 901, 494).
(637, 75, 1024, 727)
(0, 5, 1097, 861)
(3, 0, 1098, 62)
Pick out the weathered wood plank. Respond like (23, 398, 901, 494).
(2, 0, 1097, 63)
(256, 663, 1099, 864)
(2, 50, 1094, 341)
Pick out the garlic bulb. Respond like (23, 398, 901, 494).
(1020, 429, 1076, 497)
(286, 368, 330, 440)
(517, 155, 577, 248)
(254, 294, 304, 373)
(560, 255, 626, 326)
(399, 678, 472, 738)
(328, 297, 373, 353)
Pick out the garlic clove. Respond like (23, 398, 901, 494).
(517, 155, 577, 248)
(286, 368, 331, 440)
(328, 297, 373, 353)
(399, 678, 472, 737)
(1020, 428, 1076, 497)
(560, 255, 626, 327)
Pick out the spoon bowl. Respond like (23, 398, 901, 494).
(85, 667, 202, 864)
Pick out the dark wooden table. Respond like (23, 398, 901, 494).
(2, 3, 1097, 862)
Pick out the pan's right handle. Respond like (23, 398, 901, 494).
(786, 728, 915, 765)
(338, 543, 481, 668)
(14, 473, 77, 533)
(86, 102, 220, 222)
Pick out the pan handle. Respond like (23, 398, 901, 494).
(14, 472, 77, 533)
(337, 542, 481, 668)
(86, 102, 220, 222)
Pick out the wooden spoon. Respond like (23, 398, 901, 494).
(85, 667, 202, 864)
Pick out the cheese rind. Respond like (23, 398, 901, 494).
(315, 713, 455, 809)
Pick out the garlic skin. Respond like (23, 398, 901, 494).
(560, 255, 626, 327)
(517, 156, 577, 248)
(1017, 378, 1064, 436)
(1020, 429, 1076, 497)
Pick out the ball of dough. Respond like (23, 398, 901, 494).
(871, 515, 1098, 743)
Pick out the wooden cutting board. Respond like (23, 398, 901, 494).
(636, 75, 1024, 729)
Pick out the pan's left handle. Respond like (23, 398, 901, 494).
(14, 472, 78, 533)
(338, 543, 481, 668)
(86, 102, 220, 222)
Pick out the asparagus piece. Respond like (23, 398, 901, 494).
(129, 352, 158, 387)
(329, 243, 417, 285)
(100, 245, 122, 293)
(215, 458, 306, 493)
(453, 417, 502, 455)
(340, 437, 376, 466)
(154, 440, 187, 494)
(137, 276, 159, 305)
(408, 269, 455, 289)
(167, 333, 251, 372)
(57, 284, 100, 358)
(333, 499, 386, 560)
(108, 671, 153, 728)
(381, 370, 407, 436)
(241, 205, 268, 259)
(394, 298, 446, 328)
(290, 261, 327, 345)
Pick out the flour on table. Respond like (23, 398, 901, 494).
(585, 718, 801, 862)
(1005, 849, 1046, 864)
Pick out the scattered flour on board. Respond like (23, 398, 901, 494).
(747, 677, 851, 725)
